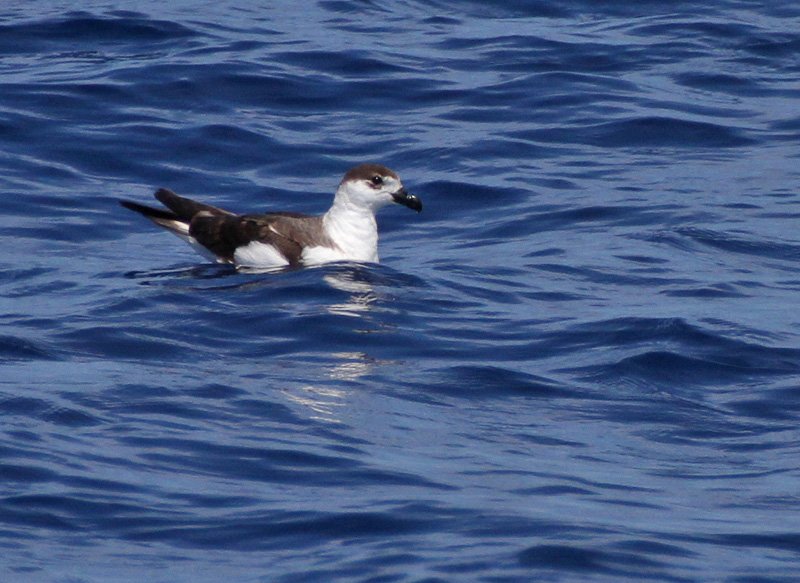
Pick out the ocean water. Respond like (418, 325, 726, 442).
(2, 1, 800, 581)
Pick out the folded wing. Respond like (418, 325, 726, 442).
(121, 188, 333, 266)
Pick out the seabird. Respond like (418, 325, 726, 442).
(119, 164, 422, 268)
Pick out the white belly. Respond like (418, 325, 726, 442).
(302, 245, 351, 265)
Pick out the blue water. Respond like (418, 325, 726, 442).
(2, 1, 800, 581)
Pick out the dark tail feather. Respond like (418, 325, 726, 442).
(119, 199, 178, 221)
(119, 198, 190, 237)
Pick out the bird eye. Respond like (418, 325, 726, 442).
(370, 175, 383, 186)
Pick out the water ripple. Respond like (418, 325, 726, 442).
(3, 3, 800, 583)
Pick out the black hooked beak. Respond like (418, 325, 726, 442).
(392, 188, 422, 212)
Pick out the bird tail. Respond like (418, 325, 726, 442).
(154, 188, 231, 220)
(119, 199, 190, 237)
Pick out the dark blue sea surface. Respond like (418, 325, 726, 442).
(3, 1, 800, 581)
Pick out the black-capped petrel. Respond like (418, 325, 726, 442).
(119, 164, 422, 268)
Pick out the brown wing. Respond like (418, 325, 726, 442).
(189, 212, 331, 265)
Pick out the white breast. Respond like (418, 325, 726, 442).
(321, 208, 380, 263)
